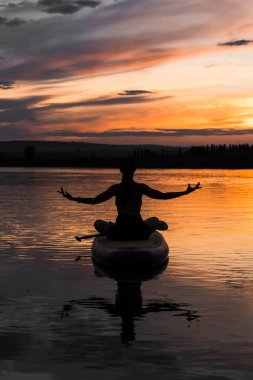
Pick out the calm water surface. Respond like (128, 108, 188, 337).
(0, 168, 253, 380)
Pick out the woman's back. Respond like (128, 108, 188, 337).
(114, 182, 144, 216)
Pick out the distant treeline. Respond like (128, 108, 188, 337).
(131, 144, 253, 168)
(185, 144, 253, 168)
(188, 144, 253, 154)
(1, 142, 253, 168)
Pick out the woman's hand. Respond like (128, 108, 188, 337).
(186, 182, 201, 194)
(57, 187, 73, 200)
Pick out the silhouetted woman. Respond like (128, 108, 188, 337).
(59, 159, 200, 240)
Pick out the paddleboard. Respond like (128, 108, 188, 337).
(91, 231, 169, 269)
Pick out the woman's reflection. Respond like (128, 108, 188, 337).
(59, 259, 200, 345)
(116, 281, 142, 343)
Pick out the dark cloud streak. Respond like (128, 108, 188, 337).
(0, 95, 49, 123)
(0, 92, 161, 128)
(43, 94, 165, 111)
(0, 40, 175, 81)
(42, 128, 253, 138)
(118, 90, 154, 96)
(0, 16, 27, 26)
(0, 96, 48, 110)
(218, 39, 253, 46)
(0, 80, 16, 89)
(38, 0, 101, 14)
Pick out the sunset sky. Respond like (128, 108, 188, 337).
(1, 0, 253, 145)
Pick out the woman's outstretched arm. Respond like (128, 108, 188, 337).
(58, 185, 116, 204)
(142, 182, 201, 200)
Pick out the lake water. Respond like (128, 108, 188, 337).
(0, 168, 253, 380)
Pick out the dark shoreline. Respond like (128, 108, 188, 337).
(1, 140, 253, 169)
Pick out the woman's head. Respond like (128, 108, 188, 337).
(119, 157, 136, 176)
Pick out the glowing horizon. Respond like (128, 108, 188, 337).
(1, 0, 253, 145)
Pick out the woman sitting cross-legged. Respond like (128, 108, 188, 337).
(58, 159, 200, 240)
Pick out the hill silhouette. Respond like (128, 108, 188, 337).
(0, 141, 253, 168)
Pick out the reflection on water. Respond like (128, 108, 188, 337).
(66, 279, 200, 346)
(1, 168, 253, 379)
